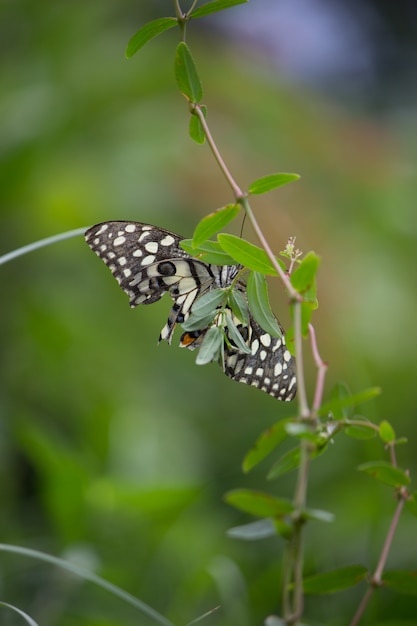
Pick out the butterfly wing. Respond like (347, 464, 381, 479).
(223, 313, 297, 401)
(85, 221, 220, 342)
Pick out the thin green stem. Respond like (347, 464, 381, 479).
(0, 228, 87, 266)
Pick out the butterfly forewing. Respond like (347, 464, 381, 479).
(85, 220, 297, 401)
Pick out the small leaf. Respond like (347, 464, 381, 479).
(344, 422, 377, 440)
(175, 42, 203, 103)
(193, 205, 240, 248)
(226, 518, 277, 541)
(327, 382, 354, 420)
(267, 446, 301, 479)
(379, 420, 396, 443)
(302, 565, 368, 594)
(191, 289, 227, 317)
(268, 443, 326, 480)
(191, 0, 248, 19)
(189, 106, 207, 143)
(299, 300, 315, 335)
(303, 508, 335, 523)
(290, 251, 320, 297)
(217, 233, 285, 275)
(318, 386, 381, 418)
(358, 461, 410, 488)
(225, 314, 251, 354)
(180, 239, 236, 265)
(249, 173, 300, 195)
(195, 326, 223, 365)
(405, 493, 417, 517)
(181, 311, 217, 332)
(383, 570, 417, 595)
(182, 289, 225, 331)
(247, 271, 282, 338)
(126, 17, 178, 58)
(227, 289, 249, 325)
(243, 419, 292, 473)
(224, 489, 294, 518)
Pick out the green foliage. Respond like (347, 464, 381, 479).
(383, 571, 417, 595)
(224, 489, 294, 518)
(217, 233, 285, 274)
(249, 172, 300, 195)
(180, 238, 237, 264)
(358, 461, 410, 488)
(190, 0, 249, 19)
(246, 271, 283, 337)
(126, 17, 178, 58)
(175, 42, 203, 103)
(192, 204, 240, 247)
(301, 566, 368, 594)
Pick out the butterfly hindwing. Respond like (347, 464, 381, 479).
(85, 220, 297, 400)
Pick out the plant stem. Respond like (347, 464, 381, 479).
(0, 228, 87, 266)
(308, 323, 327, 415)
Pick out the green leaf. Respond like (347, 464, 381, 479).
(181, 311, 217, 332)
(195, 326, 223, 365)
(227, 289, 249, 325)
(379, 420, 396, 443)
(302, 565, 368, 594)
(268, 443, 326, 480)
(225, 314, 251, 354)
(246, 271, 282, 338)
(226, 518, 277, 541)
(290, 251, 320, 297)
(191, 0, 248, 19)
(358, 461, 410, 488)
(299, 300, 315, 335)
(383, 570, 417, 595)
(193, 204, 240, 248)
(243, 419, 292, 472)
(327, 382, 354, 420)
(189, 105, 207, 143)
(182, 289, 225, 331)
(249, 173, 300, 195)
(318, 386, 381, 418)
(344, 421, 377, 440)
(126, 18, 178, 58)
(224, 489, 294, 518)
(180, 239, 236, 265)
(174, 42, 203, 103)
(217, 233, 285, 275)
(303, 508, 335, 523)
(406, 493, 417, 517)
(191, 288, 227, 317)
(267, 446, 301, 479)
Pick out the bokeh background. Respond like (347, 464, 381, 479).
(1, 1, 417, 624)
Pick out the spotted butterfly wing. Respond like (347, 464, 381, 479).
(85, 221, 296, 401)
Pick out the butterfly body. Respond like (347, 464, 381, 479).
(85, 221, 296, 401)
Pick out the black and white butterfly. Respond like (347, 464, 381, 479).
(85, 221, 296, 401)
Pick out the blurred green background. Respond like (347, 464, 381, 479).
(1, 1, 417, 625)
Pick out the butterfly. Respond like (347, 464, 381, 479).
(85, 221, 296, 401)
